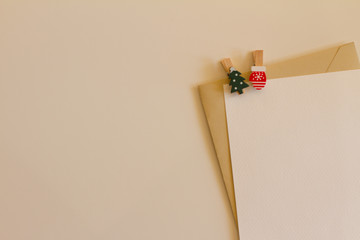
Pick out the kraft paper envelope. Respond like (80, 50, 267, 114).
(198, 42, 360, 224)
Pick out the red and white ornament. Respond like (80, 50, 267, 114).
(249, 66, 267, 90)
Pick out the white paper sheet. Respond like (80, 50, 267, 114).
(224, 69, 360, 240)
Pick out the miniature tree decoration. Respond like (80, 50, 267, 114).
(228, 67, 249, 94)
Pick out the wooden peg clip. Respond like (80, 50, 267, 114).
(253, 50, 263, 66)
(221, 58, 234, 74)
(250, 50, 267, 90)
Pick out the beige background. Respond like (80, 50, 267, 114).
(1, 1, 360, 240)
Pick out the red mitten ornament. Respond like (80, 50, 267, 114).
(249, 66, 266, 90)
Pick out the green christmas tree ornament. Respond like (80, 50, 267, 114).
(228, 67, 249, 94)
(221, 58, 249, 95)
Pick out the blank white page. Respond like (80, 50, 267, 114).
(224, 69, 360, 240)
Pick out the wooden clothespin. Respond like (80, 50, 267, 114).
(221, 58, 249, 94)
(252, 50, 264, 67)
(221, 58, 234, 74)
(249, 50, 267, 90)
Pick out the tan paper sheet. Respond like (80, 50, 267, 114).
(199, 42, 360, 223)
